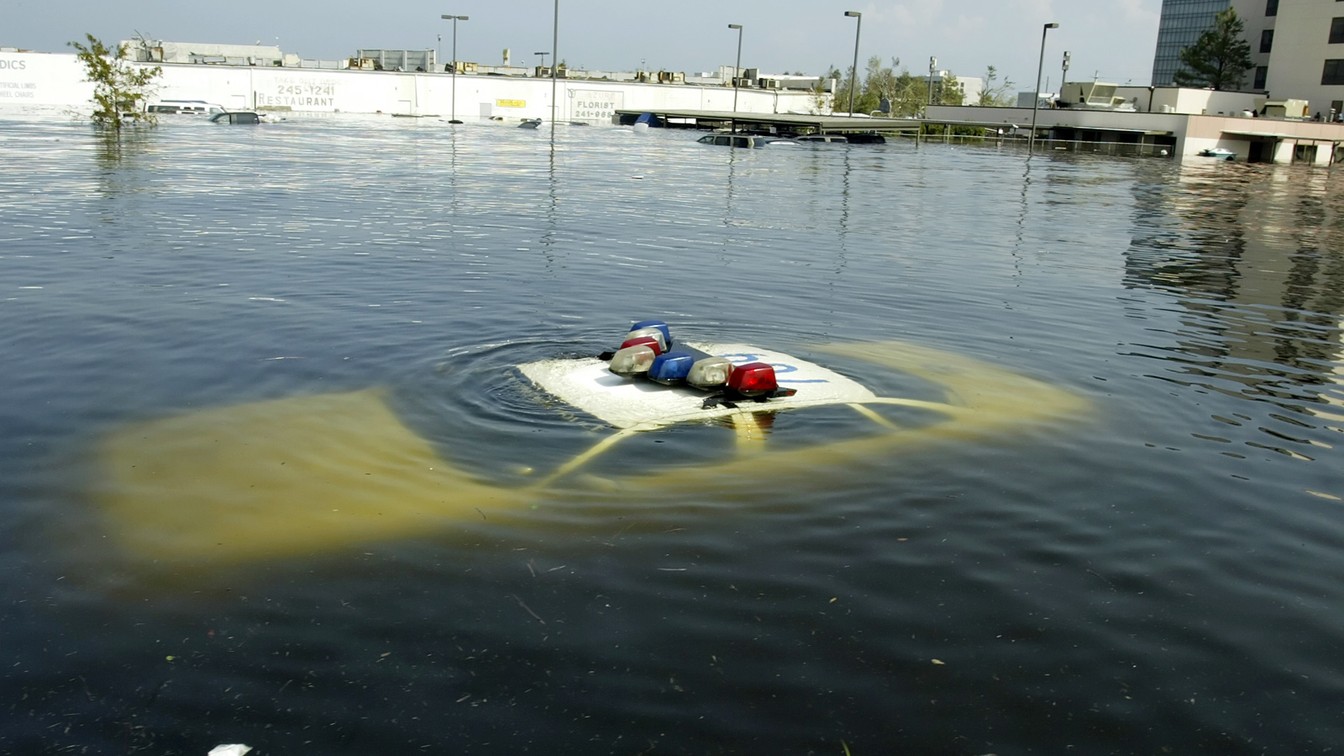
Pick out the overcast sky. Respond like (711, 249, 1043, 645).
(6, 0, 1163, 90)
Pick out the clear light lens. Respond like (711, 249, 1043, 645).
(629, 320, 672, 348)
(728, 362, 778, 397)
(648, 351, 696, 385)
(626, 326, 669, 353)
(687, 356, 732, 389)
(609, 344, 657, 375)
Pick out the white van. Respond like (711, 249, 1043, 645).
(147, 100, 226, 115)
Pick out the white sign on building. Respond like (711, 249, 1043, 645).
(571, 89, 623, 123)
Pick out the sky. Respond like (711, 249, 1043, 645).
(5, 0, 1164, 91)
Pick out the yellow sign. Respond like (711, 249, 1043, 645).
(495, 99, 526, 108)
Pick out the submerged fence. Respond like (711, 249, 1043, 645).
(908, 131, 1176, 159)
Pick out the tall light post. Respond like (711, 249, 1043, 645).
(1061, 50, 1071, 103)
(844, 11, 861, 117)
(928, 56, 937, 107)
(728, 24, 743, 128)
(441, 14, 468, 124)
(1029, 22, 1059, 154)
(550, 0, 558, 128)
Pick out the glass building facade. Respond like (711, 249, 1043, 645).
(1151, 0, 1233, 85)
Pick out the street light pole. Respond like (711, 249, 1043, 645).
(440, 14, 468, 124)
(928, 56, 937, 107)
(844, 11, 861, 117)
(550, 0, 558, 128)
(1029, 22, 1059, 154)
(1061, 50, 1071, 104)
(728, 24, 743, 130)
(534, 51, 549, 73)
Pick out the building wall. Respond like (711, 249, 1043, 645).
(1232, 0, 1274, 91)
(1258, 0, 1344, 118)
(0, 51, 91, 108)
(1159, 0, 1344, 117)
(1114, 85, 1263, 114)
(0, 51, 823, 121)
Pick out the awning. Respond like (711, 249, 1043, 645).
(1221, 128, 1340, 141)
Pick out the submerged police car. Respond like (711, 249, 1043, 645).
(90, 320, 1090, 574)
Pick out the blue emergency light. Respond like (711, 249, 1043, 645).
(628, 320, 672, 351)
(648, 351, 697, 385)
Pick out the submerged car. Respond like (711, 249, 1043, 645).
(148, 99, 226, 115)
(210, 111, 262, 125)
(697, 133, 799, 148)
(89, 320, 1091, 578)
(795, 134, 850, 145)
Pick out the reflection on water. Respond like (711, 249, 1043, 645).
(1123, 161, 1344, 466)
(1, 113, 1342, 753)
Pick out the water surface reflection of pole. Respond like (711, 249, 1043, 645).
(844, 11, 861, 116)
(728, 24, 743, 132)
(1029, 22, 1058, 155)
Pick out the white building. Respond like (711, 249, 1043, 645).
(1236, 0, 1344, 118)
(0, 48, 825, 123)
(1153, 0, 1344, 118)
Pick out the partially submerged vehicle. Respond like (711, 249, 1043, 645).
(89, 320, 1089, 578)
(210, 110, 263, 125)
(697, 133, 799, 148)
(148, 99, 226, 115)
(795, 134, 850, 145)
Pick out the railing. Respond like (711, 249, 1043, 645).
(908, 131, 1175, 158)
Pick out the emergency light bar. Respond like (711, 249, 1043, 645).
(522, 338, 878, 430)
(727, 361, 779, 397)
(686, 356, 732, 390)
(609, 344, 658, 376)
(627, 320, 671, 353)
(607, 321, 793, 400)
(648, 351, 697, 385)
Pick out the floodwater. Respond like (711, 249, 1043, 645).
(1, 112, 1342, 754)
